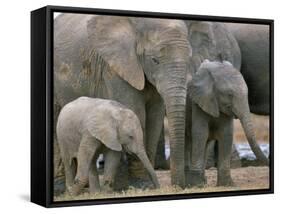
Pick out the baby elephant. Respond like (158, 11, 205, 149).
(57, 97, 160, 195)
(186, 60, 269, 187)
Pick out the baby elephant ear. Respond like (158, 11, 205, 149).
(88, 115, 122, 152)
(87, 16, 145, 90)
(188, 68, 220, 117)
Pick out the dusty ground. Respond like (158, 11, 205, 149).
(54, 115, 270, 201)
(54, 166, 269, 201)
(158, 167, 269, 189)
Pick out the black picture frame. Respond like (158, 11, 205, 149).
(31, 5, 274, 208)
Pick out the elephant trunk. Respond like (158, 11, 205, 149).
(235, 105, 269, 166)
(164, 95, 186, 188)
(136, 150, 160, 188)
(157, 63, 189, 188)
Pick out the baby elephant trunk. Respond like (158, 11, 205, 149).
(240, 114, 269, 166)
(137, 151, 160, 188)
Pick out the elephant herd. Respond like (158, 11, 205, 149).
(54, 14, 270, 194)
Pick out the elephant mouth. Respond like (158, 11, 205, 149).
(231, 108, 239, 119)
(227, 110, 238, 119)
(223, 106, 238, 118)
(122, 145, 132, 155)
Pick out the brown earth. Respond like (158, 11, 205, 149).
(54, 166, 269, 201)
(158, 167, 269, 189)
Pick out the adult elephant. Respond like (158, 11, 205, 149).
(154, 21, 242, 176)
(226, 23, 270, 115)
(54, 14, 192, 188)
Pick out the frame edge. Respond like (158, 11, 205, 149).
(31, 6, 48, 207)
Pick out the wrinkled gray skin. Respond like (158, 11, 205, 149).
(226, 23, 270, 115)
(186, 60, 269, 187)
(184, 21, 241, 73)
(57, 97, 160, 195)
(54, 14, 192, 188)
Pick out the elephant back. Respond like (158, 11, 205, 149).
(185, 21, 241, 73)
(212, 23, 241, 70)
(54, 14, 93, 77)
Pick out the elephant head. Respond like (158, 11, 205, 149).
(188, 60, 269, 165)
(118, 108, 160, 188)
(86, 16, 193, 187)
(88, 104, 160, 188)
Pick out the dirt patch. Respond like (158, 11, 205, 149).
(157, 166, 269, 189)
(54, 166, 269, 201)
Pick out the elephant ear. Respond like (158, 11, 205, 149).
(187, 21, 216, 70)
(188, 65, 220, 117)
(87, 16, 145, 90)
(87, 112, 122, 152)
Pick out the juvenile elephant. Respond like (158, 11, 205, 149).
(186, 60, 269, 187)
(57, 97, 160, 195)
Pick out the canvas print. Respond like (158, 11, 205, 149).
(53, 12, 271, 202)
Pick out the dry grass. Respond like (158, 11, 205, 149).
(54, 166, 269, 202)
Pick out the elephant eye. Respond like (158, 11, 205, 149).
(151, 57, 160, 65)
(225, 92, 233, 99)
(128, 135, 134, 140)
(228, 93, 233, 99)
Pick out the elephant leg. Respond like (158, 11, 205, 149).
(217, 123, 235, 186)
(63, 157, 76, 192)
(113, 152, 129, 191)
(154, 125, 169, 170)
(186, 105, 209, 187)
(69, 136, 101, 196)
(103, 150, 121, 192)
(145, 92, 165, 166)
(184, 98, 192, 185)
(126, 100, 150, 186)
(89, 154, 101, 194)
(128, 90, 164, 187)
(205, 140, 218, 169)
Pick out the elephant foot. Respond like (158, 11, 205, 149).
(128, 176, 154, 190)
(217, 177, 235, 187)
(128, 157, 153, 189)
(103, 182, 114, 193)
(113, 158, 129, 191)
(185, 169, 206, 188)
(154, 158, 169, 170)
(54, 176, 65, 196)
(68, 179, 87, 196)
(89, 185, 101, 194)
(217, 169, 235, 186)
